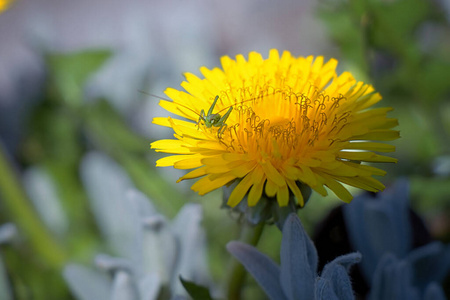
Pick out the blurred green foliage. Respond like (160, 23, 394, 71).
(1, 49, 189, 299)
(319, 0, 450, 242)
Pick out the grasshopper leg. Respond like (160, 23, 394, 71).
(198, 110, 206, 129)
(219, 107, 233, 125)
(216, 107, 233, 138)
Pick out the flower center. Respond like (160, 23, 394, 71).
(201, 84, 351, 165)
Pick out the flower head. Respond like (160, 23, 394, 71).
(151, 50, 399, 207)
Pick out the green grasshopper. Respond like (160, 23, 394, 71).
(198, 95, 233, 136)
(142, 91, 235, 137)
(143, 91, 278, 137)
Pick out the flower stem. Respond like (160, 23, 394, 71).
(0, 142, 67, 269)
(226, 222, 265, 300)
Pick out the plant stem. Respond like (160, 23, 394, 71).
(226, 222, 265, 300)
(0, 142, 67, 269)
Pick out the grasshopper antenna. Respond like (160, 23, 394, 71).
(140, 90, 205, 120)
(138, 90, 172, 102)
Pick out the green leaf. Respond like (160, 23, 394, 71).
(83, 99, 148, 154)
(369, 0, 432, 40)
(317, 2, 368, 72)
(46, 49, 112, 107)
(179, 276, 214, 300)
(416, 59, 450, 103)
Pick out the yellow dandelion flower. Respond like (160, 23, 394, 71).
(151, 50, 399, 207)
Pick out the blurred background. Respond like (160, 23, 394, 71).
(0, 0, 449, 299)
